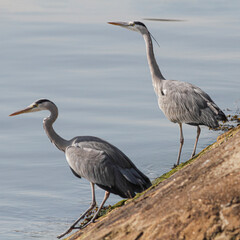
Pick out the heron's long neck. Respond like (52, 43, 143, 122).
(143, 32, 165, 84)
(43, 107, 69, 152)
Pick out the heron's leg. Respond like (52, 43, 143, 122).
(80, 191, 110, 229)
(176, 123, 184, 166)
(57, 183, 96, 239)
(191, 126, 201, 158)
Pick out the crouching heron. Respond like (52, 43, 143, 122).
(10, 99, 151, 238)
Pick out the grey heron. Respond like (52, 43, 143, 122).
(9, 99, 151, 238)
(108, 21, 227, 166)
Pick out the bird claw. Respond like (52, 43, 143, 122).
(172, 164, 178, 169)
(57, 218, 94, 238)
(80, 219, 94, 229)
(57, 227, 74, 239)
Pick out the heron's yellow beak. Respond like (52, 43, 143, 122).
(9, 106, 34, 116)
(108, 22, 129, 27)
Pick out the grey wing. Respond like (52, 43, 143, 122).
(159, 80, 222, 127)
(193, 86, 227, 122)
(66, 145, 113, 186)
(72, 137, 151, 184)
(65, 143, 151, 198)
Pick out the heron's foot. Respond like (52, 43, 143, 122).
(57, 219, 94, 239)
(57, 226, 74, 239)
(79, 218, 95, 230)
(57, 215, 96, 238)
(57, 215, 88, 239)
(172, 163, 178, 169)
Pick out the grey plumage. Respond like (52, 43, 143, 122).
(10, 99, 151, 238)
(66, 137, 150, 198)
(158, 80, 225, 128)
(109, 21, 227, 165)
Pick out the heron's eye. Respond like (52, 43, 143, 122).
(33, 104, 38, 108)
(129, 22, 135, 26)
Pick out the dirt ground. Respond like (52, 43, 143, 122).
(65, 125, 240, 240)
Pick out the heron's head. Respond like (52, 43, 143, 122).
(108, 21, 149, 35)
(9, 99, 54, 116)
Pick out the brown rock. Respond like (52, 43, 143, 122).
(66, 126, 240, 240)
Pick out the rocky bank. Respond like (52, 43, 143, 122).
(65, 125, 240, 240)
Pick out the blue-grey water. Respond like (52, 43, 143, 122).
(1, 0, 239, 239)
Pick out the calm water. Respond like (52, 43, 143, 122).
(1, 0, 239, 239)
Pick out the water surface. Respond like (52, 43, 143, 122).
(1, 0, 239, 239)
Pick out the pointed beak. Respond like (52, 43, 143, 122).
(9, 106, 34, 116)
(108, 21, 130, 27)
